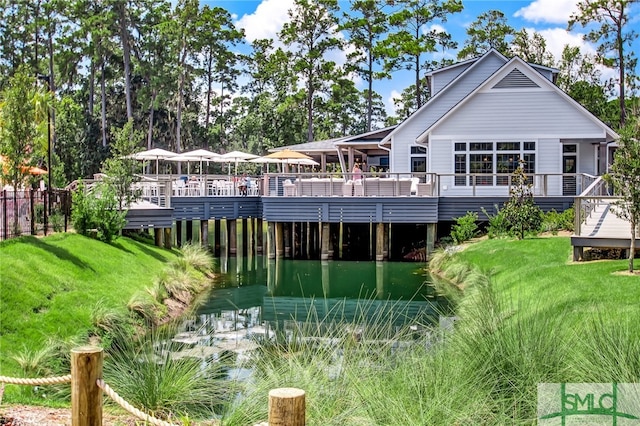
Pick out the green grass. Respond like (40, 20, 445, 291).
(452, 236, 640, 327)
(0, 233, 180, 380)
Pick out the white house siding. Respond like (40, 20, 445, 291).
(432, 63, 472, 95)
(537, 138, 562, 196)
(433, 91, 605, 137)
(390, 53, 506, 173)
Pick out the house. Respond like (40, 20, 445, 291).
(380, 49, 618, 197)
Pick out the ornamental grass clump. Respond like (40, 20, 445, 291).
(103, 324, 232, 421)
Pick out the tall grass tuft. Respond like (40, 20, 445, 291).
(179, 243, 213, 272)
(103, 324, 231, 421)
(573, 314, 640, 382)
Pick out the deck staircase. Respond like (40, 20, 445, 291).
(571, 177, 637, 260)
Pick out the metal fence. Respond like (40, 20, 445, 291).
(0, 188, 71, 241)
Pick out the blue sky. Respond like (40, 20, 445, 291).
(202, 0, 639, 115)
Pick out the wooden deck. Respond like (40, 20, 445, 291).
(571, 198, 636, 260)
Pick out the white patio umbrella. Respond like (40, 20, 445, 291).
(166, 155, 202, 175)
(249, 156, 284, 173)
(216, 150, 259, 176)
(131, 148, 178, 176)
(180, 149, 221, 175)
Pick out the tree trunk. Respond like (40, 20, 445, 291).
(204, 50, 213, 143)
(147, 90, 156, 150)
(119, 3, 133, 120)
(100, 59, 107, 147)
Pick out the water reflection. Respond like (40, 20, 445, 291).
(196, 255, 448, 328)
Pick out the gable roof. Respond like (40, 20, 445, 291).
(415, 55, 618, 143)
(381, 49, 509, 145)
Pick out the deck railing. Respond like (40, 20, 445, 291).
(573, 176, 615, 237)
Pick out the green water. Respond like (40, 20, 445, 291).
(196, 255, 450, 327)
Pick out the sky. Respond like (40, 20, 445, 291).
(201, 0, 640, 115)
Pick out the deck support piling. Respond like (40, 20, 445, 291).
(376, 223, 384, 261)
(236, 218, 243, 257)
(163, 228, 172, 249)
(284, 223, 291, 258)
(176, 221, 183, 247)
(247, 217, 254, 257)
(339, 222, 344, 259)
(200, 220, 208, 248)
(321, 223, 330, 260)
(275, 222, 284, 258)
(154, 228, 162, 247)
(220, 218, 228, 258)
(229, 219, 237, 255)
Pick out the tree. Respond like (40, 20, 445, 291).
(604, 117, 640, 272)
(510, 28, 555, 66)
(501, 160, 544, 239)
(569, 0, 639, 127)
(280, 0, 343, 143)
(102, 119, 144, 211)
(381, 0, 463, 109)
(458, 10, 514, 60)
(0, 68, 48, 235)
(341, 0, 390, 132)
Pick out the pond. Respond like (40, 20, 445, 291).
(172, 255, 451, 367)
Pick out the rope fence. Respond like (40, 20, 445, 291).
(0, 346, 306, 426)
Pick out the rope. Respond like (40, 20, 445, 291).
(0, 374, 71, 386)
(97, 379, 179, 426)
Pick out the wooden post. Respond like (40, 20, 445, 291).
(376, 223, 384, 261)
(229, 219, 237, 255)
(220, 218, 228, 258)
(236, 218, 244, 257)
(339, 221, 344, 259)
(267, 222, 275, 259)
(200, 220, 208, 248)
(176, 221, 183, 247)
(163, 227, 172, 249)
(154, 228, 162, 247)
(275, 222, 284, 258)
(284, 223, 291, 258)
(321, 222, 330, 260)
(247, 217, 254, 257)
(268, 387, 305, 426)
(71, 347, 103, 426)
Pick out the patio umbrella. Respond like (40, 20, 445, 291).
(264, 149, 312, 161)
(177, 149, 220, 176)
(249, 156, 284, 173)
(132, 148, 178, 176)
(166, 155, 201, 176)
(216, 150, 259, 176)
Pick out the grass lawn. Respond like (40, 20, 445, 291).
(0, 233, 180, 378)
(454, 235, 640, 326)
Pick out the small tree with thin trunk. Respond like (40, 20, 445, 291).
(604, 118, 640, 273)
(501, 160, 544, 239)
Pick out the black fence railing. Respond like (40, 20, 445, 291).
(0, 188, 71, 241)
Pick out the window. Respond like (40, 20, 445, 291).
(453, 140, 536, 187)
(470, 154, 493, 185)
(411, 146, 427, 173)
(455, 154, 466, 186)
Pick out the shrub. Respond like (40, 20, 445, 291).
(71, 181, 126, 243)
(481, 205, 510, 239)
(450, 211, 479, 244)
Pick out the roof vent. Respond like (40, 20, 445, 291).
(493, 68, 539, 89)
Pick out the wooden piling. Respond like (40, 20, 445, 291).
(220, 218, 228, 258)
(268, 387, 306, 426)
(229, 219, 237, 255)
(339, 222, 344, 259)
(275, 222, 284, 258)
(247, 217, 254, 257)
(321, 223, 330, 260)
(376, 223, 384, 261)
(284, 223, 291, 258)
(267, 222, 275, 259)
(176, 221, 183, 247)
(200, 220, 208, 248)
(154, 228, 162, 247)
(71, 347, 103, 426)
(236, 218, 244, 257)
(163, 227, 172, 249)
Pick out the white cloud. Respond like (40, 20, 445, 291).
(235, 0, 294, 43)
(536, 27, 617, 83)
(514, 0, 578, 24)
(387, 90, 402, 115)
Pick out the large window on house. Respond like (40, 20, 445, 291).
(411, 146, 427, 173)
(454, 141, 536, 186)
